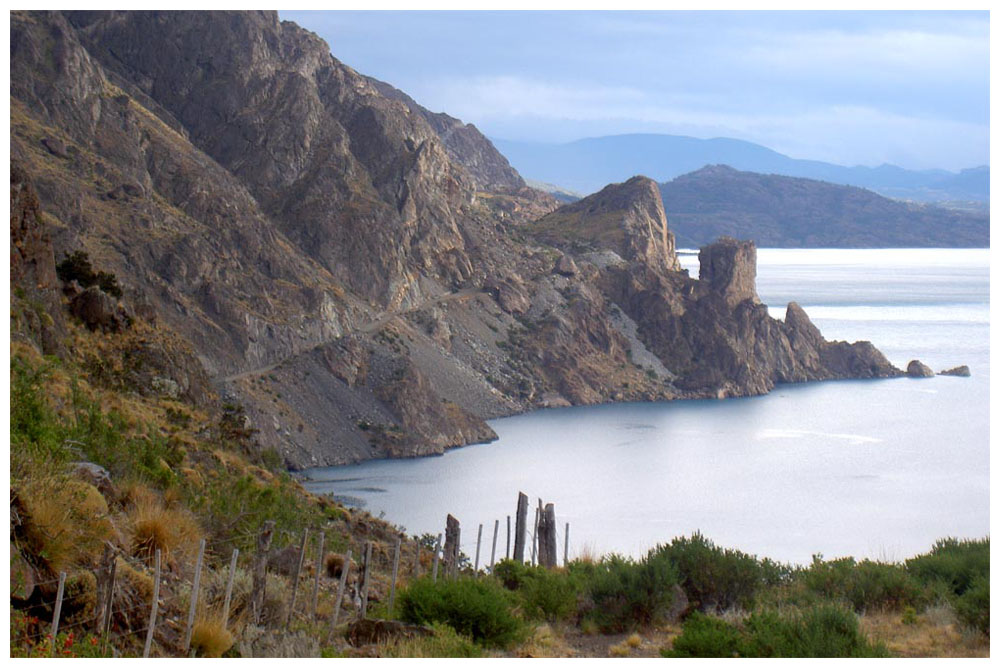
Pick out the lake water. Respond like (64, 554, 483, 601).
(301, 249, 990, 565)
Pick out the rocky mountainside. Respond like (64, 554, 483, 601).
(11, 10, 901, 470)
(659, 166, 989, 248)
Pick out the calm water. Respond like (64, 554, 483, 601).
(302, 249, 989, 565)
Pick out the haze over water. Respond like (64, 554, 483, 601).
(302, 249, 989, 565)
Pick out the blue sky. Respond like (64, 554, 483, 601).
(281, 10, 989, 171)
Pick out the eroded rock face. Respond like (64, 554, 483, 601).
(907, 360, 935, 378)
(698, 237, 760, 308)
(939, 365, 971, 377)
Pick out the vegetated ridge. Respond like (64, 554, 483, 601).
(11, 10, 902, 471)
(660, 165, 989, 248)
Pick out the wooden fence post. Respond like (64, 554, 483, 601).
(50, 571, 66, 654)
(443, 515, 460, 578)
(413, 540, 421, 578)
(490, 519, 499, 571)
(474, 524, 483, 573)
(564, 522, 570, 566)
(530, 502, 540, 566)
(538, 503, 557, 568)
(310, 532, 325, 620)
(431, 534, 442, 582)
(222, 548, 239, 628)
(94, 544, 114, 633)
(143, 550, 161, 658)
(251, 520, 275, 626)
(359, 542, 373, 619)
(388, 538, 401, 616)
(329, 549, 352, 639)
(513, 493, 528, 562)
(285, 529, 309, 630)
(183, 538, 206, 653)
(506, 515, 511, 559)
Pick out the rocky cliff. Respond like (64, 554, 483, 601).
(11, 10, 902, 469)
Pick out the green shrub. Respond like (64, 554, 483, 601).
(953, 575, 989, 636)
(493, 559, 531, 590)
(651, 532, 767, 612)
(397, 577, 525, 648)
(664, 606, 890, 658)
(56, 250, 123, 298)
(906, 537, 989, 597)
(519, 569, 579, 621)
(801, 556, 923, 612)
(581, 553, 678, 632)
(663, 612, 742, 657)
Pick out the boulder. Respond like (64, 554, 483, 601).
(70, 285, 129, 332)
(906, 360, 935, 378)
(346, 619, 432, 647)
(939, 365, 971, 377)
(485, 277, 530, 315)
(554, 253, 578, 277)
(72, 461, 117, 501)
(41, 136, 69, 158)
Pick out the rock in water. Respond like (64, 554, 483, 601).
(939, 365, 971, 377)
(906, 360, 935, 378)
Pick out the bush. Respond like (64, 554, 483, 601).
(663, 612, 742, 657)
(126, 496, 204, 565)
(580, 553, 678, 632)
(492, 560, 578, 622)
(801, 556, 923, 612)
(397, 577, 525, 649)
(651, 532, 767, 612)
(56, 250, 123, 297)
(906, 537, 989, 597)
(953, 575, 989, 635)
(665, 606, 890, 658)
(191, 617, 235, 658)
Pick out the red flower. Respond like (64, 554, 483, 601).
(90, 637, 99, 646)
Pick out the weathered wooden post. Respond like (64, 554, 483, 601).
(183, 538, 206, 653)
(285, 529, 309, 629)
(538, 503, 557, 568)
(222, 548, 239, 628)
(310, 533, 325, 620)
(359, 541, 373, 619)
(530, 502, 540, 566)
(489, 519, 499, 570)
(329, 549, 352, 639)
(412, 540, 421, 578)
(50, 571, 66, 654)
(473, 523, 483, 573)
(388, 538, 401, 616)
(431, 534, 442, 582)
(101, 556, 118, 655)
(564, 522, 570, 566)
(94, 544, 114, 633)
(143, 550, 161, 658)
(251, 521, 275, 625)
(506, 515, 511, 559)
(443, 514, 460, 578)
(513, 493, 528, 562)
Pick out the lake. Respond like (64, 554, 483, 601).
(301, 249, 989, 565)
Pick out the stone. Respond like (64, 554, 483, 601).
(10, 542, 36, 601)
(939, 365, 971, 377)
(72, 461, 116, 501)
(346, 619, 432, 647)
(41, 136, 69, 158)
(70, 285, 128, 332)
(906, 360, 935, 378)
(554, 254, 578, 276)
(150, 375, 181, 399)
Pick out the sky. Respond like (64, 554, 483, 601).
(280, 10, 989, 171)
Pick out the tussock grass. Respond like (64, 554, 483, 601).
(127, 496, 203, 564)
(190, 617, 235, 657)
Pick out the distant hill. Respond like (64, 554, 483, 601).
(493, 134, 989, 205)
(659, 165, 989, 248)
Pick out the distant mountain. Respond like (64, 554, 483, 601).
(492, 134, 989, 204)
(659, 165, 989, 248)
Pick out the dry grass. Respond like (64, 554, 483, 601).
(625, 632, 642, 648)
(325, 553, 346, 578)
(608, 641, 631, 657)
(574, 542, 600, 565)
(515, 623, 574, 658)
(861, 608, 989, 658)
(190, 617, 235, 658)
(18, 477, 116, 573)
(126, 495, 203, 564)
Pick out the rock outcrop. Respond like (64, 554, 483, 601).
(939, 365, 971, 377)
(906, 360, 935, 378)
(10, 10, 906, 469)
